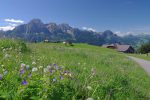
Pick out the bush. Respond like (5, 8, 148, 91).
(138, 43, 150, 54)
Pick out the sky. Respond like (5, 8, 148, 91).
(0, 0, 150, 35)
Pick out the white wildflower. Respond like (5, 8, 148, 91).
(4, 54, 11, 58)
(2, 49, 6, 52)
(26, 65, 30, 69)
(47, 65, 52, 69)
(86, 97, 94, 100)
(87, 86, 92, 90)
(44, 68, 48, 73)
(21, 63, 26, 68)
(4, 70, 8, 75)
(32, 61, 36, 65)
(32, 67, 38, 72)
(39, 66, 43, 69)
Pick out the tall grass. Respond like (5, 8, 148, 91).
(0, 40, 150, 99)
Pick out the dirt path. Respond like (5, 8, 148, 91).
(128, 56, 150, 75)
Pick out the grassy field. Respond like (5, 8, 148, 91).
(0, 39, 150, 100)
(129, 53, 150, 61)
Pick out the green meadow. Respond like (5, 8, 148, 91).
(0, 39, 150, 100)
(129, 53, 150, 61)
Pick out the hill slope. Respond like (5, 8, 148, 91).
(0, 40, 150, 99)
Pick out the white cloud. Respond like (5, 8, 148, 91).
(0, 18, 24, 31)
(8, 23, 18, 27)
(4, 18, 24, 24)
(115, 31, 135, 36)
(0, 26, 15, 31)
(82, 27, 96, 32)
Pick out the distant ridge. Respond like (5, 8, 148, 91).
(0, 19, 150, 47)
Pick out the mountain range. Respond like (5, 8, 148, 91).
(0, 19, 150, 48)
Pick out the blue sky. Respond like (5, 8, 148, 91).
(0, 0, 150, 35)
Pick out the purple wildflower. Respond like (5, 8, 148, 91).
(55, 66, 60, 70)
(60, 76, 64, 80)
(20, 69, 25, 75)
(53, 64, 57, 66)
(49, 69, 53, 73)
(49, 64, 52, 66)
(21, 63, 26, 69)
(28, 73, 32, 78)
(0, 74, 2, 80)
(22, 79, 27, 85)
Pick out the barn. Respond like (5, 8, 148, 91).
(102, 44, 135, 53)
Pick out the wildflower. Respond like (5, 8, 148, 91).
(47, 65, 52, 69)
(54, 64, 57, 66)
(68, 73, 72, 77)
(22, 79, 27, 85)
(21, 63, 26, 69)
(86, 97, 94, 100)
(20, 69, 25, 75)
(32, 61, 36, 65)
(26, 65, 30, 70)
(55, 65, 60, 70)
(32, 67, 38, 72)
(53, 77, 57, 82)
(44, 68, 48, 73)
(4, 70, 8, 75)
(39, 66, 43, 69)
(64, 71, 68, 76)
(49, 69, 53, 73)
(87, 86, 92, 90)
(60, 76, 64, 80)
(28, 73, 32, 78)
(0, 74, 2, 80)
(4, 54, 11, 58)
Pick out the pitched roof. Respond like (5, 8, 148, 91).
(102, 44, 133, 52)
(116, 45, 131, 52)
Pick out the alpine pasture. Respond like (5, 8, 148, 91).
(0, 39, 150, 100)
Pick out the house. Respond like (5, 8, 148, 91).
(102, 44, 135, 53)
(44, 39, 49, 43)
(63, 41, 74, 46)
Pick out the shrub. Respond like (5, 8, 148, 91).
(138, 43, 150, 55)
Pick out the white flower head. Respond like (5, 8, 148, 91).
(2, 49, 6, 52)
(47, 65, 52, 69)
(43, 68, 48, 73)
(39, 66, 43, 69)
(21, 63, 26, 68)
(4, 54, 11, 58)
(4, 70, 8, 75)
(78, 62, 81, 65)
(87, 86, 92, 90)
(26, 65, 30, 69)
(86, 97, 94, 100)
(32, 61, 36, 65)
(32, 67, 38, 72)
